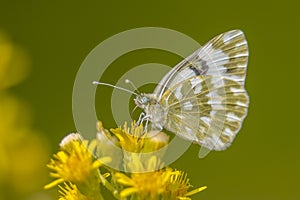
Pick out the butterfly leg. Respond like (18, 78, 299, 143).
(136, 112, 145, 126)
(143, 115, 150, 132)
(136, 112, 152, 132)
(139, 114, 150, 132)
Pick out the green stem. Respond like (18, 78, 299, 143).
(97, 169, 120, 199)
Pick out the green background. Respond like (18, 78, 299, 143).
(1, 0, 299, 199)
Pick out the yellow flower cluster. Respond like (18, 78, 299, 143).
(45, 133, 111, 200)
(115, 168, 207, 200)
(45, 122, 206, 200)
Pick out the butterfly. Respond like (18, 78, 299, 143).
(133, 30, 249, 151)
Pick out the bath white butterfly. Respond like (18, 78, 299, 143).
(95, 30, 249, 152)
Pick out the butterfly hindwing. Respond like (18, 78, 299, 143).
(160, 75, 248, 150)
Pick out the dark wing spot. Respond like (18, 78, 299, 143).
(189, 65, 201, 76)
(199, 59, 209, 74)
(189, 59, 209, 76)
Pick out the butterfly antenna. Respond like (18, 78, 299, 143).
(93, 81, 138, 95)
(125, 79, 141, 94)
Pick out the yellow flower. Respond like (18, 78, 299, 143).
(110, 122, 145, 152)
(44, 133, 111, 189)
(115, 167, 173, 199)
(107, 122, 169, 173)
(45, 123, 207, 200)
(125, 153, 164, 173)
(58, 182, 88, 200)
(110, 121, 169, 153)
(96, 121, 122, 169)
(115, 168, 206, 200)
(166, 170, 207, 200)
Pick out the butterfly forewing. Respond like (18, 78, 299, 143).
(198, 30, 248, 84)
(154, 30, 249, 150)
(154, 30, 248, 99)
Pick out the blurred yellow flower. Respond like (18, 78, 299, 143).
(0, 32, 30, 90)
(0, 31, 50, 198)
(45, 133, 111, 189)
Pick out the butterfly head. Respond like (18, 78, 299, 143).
(134, 94, 150, 109)
(134, 94, 157, 109)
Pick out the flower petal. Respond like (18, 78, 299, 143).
(44, 178, 64, 189)
(184, 186, 207, 196)
(120, 187, 139, 198)
(115, 173, 135, 186)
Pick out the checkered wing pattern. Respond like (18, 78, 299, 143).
(156, 30, 249, 150)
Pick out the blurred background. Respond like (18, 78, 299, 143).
(0, 1, 299, 199)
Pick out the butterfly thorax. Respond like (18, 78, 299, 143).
(134, 93, 166, 130)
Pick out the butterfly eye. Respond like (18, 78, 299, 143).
(141, 96, 148, 104)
